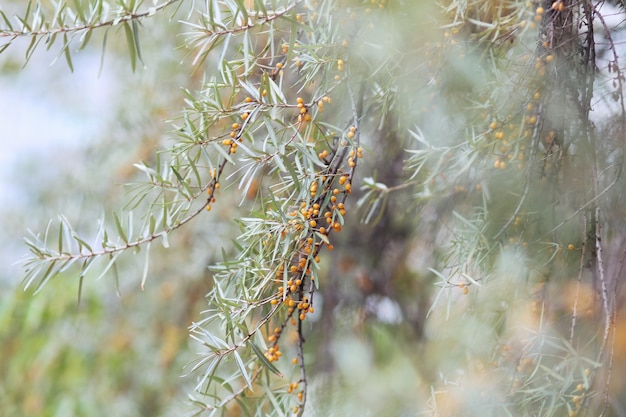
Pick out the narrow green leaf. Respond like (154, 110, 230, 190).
(122, 21, 137, 71)
(233, 350, 253, 390)
(79, 257, 95, 278)
(161, 231, 170, 248)
(233, 0, 249, 22)
(24, 240, 45, 258)
(211, 142, 235, 164)
(193, 355, 222, 391)
(102, 229, 110, 248)
(171, 166, 193, 199)
(15, 14, 32, 32)
(186, 153, 202, 187)
(24, 34, 40, 66)
(73, 235, 93, 253)
(96, 252, 121, 281)
(141, 242, 151, 290)
(99, 27, 109, 76)
(253, 0, 267, 17)
(63, 33, 74, 72)
(77, 274, 84, 308)
(131, 19, 143, 66)
(22, 263, 42, 290)
(112, 261, 121, 298)
(58, 257, 78, 273)
(0, 10, 14, 30)
(113, 212, 129, 243)
(149, 214, 156, 235)
(33, 260, 57, 294)
(58, 220, 64, 253)
(78, 28, 93, 51)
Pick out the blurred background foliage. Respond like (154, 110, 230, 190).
(1, 0, 626, 416)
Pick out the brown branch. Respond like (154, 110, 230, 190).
(595, 207, 611, 353)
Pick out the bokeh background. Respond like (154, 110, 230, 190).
(2, 1, 626, 417)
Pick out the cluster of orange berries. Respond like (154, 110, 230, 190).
(551, 1, 565, 12)
(264, 343, 283, 363)
(490, 121, 506, 141)
(533, 54, 553, 77)
(272, 61, 284, 77)
(534, 5, 545, 22)
(295, 95, 332, 123)
(290, 200, 347, 237)
(569, 378, 588, 416)
(348, 146, 362, 168)
(222, 121, 243, 154)
(287, 381, 304, 407)
(296, 97, 312, 123)
(487, 83, 547, 169)
(265, 197, 350, 360)
(309, 165, 358, 201)
(262, 127, 363, 373)
(317, 95, 331, 113)
(521, 2, 564, 31)
(334, 59, 345, 80)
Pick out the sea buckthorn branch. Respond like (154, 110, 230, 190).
(182, 1, 301, 67)
(22, 122, 235, 292)
(593, 5, 626, 123)
(192, 174, 356, 414)
(0, 0, 180, 38)
(22, 68, 273, 291)
(21, 0, 310, 293)
(0, 0, 181, 68)
(192, 79, 365, 413)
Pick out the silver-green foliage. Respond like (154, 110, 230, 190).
(6, 0, 626, 416)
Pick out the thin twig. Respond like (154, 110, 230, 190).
(594, 207, 611, 352)
(0, 0, 180, 38)
(569, 213, 587, 344)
